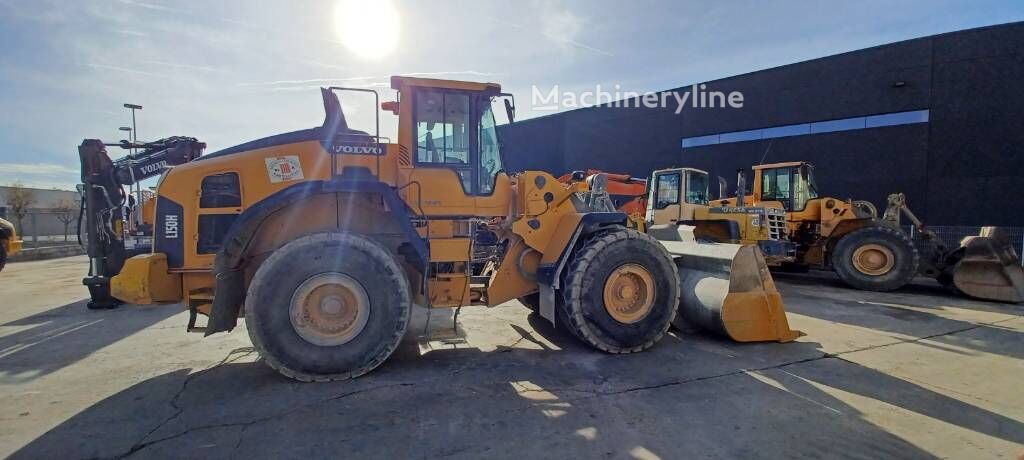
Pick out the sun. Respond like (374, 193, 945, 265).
(334, 0, 400, 59)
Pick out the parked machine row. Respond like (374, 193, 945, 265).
(567, 161, 1024, 303)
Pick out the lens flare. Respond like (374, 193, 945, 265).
(334, 0, 400, 59)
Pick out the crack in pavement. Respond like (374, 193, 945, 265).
(108, 347, 256, 459)
(113, 381, 413, 459)
(99, 313, 1019, 459)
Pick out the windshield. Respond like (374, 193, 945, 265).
(792, 165, 818, 211)
(478, 99, 504, 194)
(805, 166, 819, 199)
(762, 167, 793, 209)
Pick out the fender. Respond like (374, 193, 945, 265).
(205, 176, 428, 335)
(535, 212, 627, 324)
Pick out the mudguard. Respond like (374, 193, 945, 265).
(205, 177, 428, 335)
(535, 212, 627, 324)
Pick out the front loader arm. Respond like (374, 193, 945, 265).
(503, 171, 627, 323)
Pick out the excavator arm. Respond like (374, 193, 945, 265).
(78, 137, 205, 308)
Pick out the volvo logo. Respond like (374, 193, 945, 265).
(140, 161, 168, 175)
(332, 144, 384, 155)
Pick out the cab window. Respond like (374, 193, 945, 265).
(415, 91, 472, 190)
(762, 167, 794, 210)
(478, 101, 504, 194)
(685, 171, 708, 205)
(793, 166, 819, 211)
(654, 172, 681, 208)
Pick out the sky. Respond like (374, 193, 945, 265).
(0, 0, 1021, 190)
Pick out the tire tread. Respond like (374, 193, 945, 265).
(245, 232, 411, 382)
(832, 225, 919, 292)
(560, 227, 678, 353)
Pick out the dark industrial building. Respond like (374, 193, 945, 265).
(499, 22, 1024, 226)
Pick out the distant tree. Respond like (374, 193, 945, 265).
(53, 197, 79, 241)
(4, 183, 36, 236)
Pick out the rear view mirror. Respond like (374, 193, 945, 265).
(717, 176, 728, 199)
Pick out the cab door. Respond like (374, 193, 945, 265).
(403, 89, 476, 216)
(681, 169, 710, 220)
(648, 170, 683, 224)
(401, 88, 511, 217)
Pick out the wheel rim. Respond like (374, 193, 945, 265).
(851, 244, 895, 276)
(289, 272, 370, 346)
(602, 263, 656, 324)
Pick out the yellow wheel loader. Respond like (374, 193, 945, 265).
(645, 167, 794, 265)
(643, 167, 800, 342)
(0, 217, 23, 272)
(561, 168, 801, 342)
(719, 161, 1024, 302)
(99, 77, 798, 381)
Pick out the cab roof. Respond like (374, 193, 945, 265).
(654, 167, 708, 175)
(390, 76, 501, 94)
(753, 161, 810, 170)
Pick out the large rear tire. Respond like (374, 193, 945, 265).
(0, 244, 6, 273)
(245, 232, 411, 382)
(560, 228, 679, 353)
(832, 226, 919, 292)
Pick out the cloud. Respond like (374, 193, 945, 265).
(0, 163, 80, 189)
(538, 6, 613, 56)
(114, 29, 148, 37)
(80, 63, 175, 79)
(488, 4, 613, 57)
(138, 60, 228, 74)
(237, 71, 498, 92)
(117, 0, 188, 14)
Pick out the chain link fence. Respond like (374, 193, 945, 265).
(904, 225, 1024, 266)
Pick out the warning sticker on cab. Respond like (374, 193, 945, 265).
(265, 156, 304, 183)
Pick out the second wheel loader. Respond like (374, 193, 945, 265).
(557, 168, 799, 342)
(720, 161, 1024, 303)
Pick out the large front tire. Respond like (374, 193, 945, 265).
(832, 226, 919, 292)
(560, 228, 679, 353)
(245, 232, 411, 382)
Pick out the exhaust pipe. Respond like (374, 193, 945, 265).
(736, 170, 746, 207)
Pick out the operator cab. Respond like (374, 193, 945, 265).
(754, 161, 819, 211)
(646, 168, 710, 224)
(392, 76, 509, 196)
